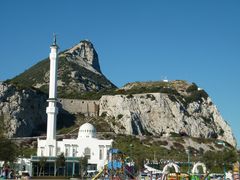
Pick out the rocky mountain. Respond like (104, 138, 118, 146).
(9, 40, 116, 98)
(0, 40, 236, 148)
(99, 81, 236, 147)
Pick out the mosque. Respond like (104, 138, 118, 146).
(31, 37, 113, 176)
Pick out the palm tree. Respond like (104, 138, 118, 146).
(79, 156, 88, 179)
(39, 157, 47, 176)
(56, 153, 65, 176)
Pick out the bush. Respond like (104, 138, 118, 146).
(170, 132, 181, 137)
(146, 94, 156, 101)
(201, 116, 212, 124)
(100, 112, 107, 117)
(219, 128, 224, 136)
(185, 90, 208, 104)
(173, 142, 185, 150)
(126, 94, 133, 99)
(117, 114, 123, 119)
(157, 140, 168, 146)
(186, 83, 198, 92)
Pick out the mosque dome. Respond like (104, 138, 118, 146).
(78, 123, 96, 138)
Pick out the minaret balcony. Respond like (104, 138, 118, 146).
(47, 98, 57, 102)
(46, 106, 58, 114)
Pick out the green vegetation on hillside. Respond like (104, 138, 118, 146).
(7, 52, 208, 109)
(121, 80, 209, 107)
(0, 115, 5, 137)
(8, 55, 116, 97)
(0, 117, 20, 162)
(54, 113, 238, 174)
(58, 80, 208, 105)
(8, 58, 50, 90)
(112, 135, 237, 173)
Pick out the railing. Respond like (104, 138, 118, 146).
(31, 156, 81, 162)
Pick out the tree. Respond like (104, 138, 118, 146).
(39, 157, 47, 176)
(201, 149, 238, 173)
(56, 153, 65, 176)
(0, 137, 19, 163)
(0, 115, 19, 163)
(0, 115, 5, 138)
(79, 156, 88, 179)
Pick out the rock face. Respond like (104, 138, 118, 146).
(65, 40, 101, 74)
(0, 82, 47, 137)
(99, 92, 236, 147)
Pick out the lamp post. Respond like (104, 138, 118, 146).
(130, 144, 133, 166)
(217, 141, 226, 180)
(186, 149, 190, 174)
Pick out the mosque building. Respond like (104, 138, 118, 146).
(31, 37, 113, 176)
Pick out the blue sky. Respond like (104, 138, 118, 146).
(0, 1, 240, 146)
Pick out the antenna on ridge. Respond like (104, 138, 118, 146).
(161, 76, 169, 82)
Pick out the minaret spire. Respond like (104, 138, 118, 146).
(53, 33, 57, 46)
(46, 34, 59, 142)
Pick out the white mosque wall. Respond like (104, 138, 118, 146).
(37, 138, 112, 170)
(37, 123, 113, 171)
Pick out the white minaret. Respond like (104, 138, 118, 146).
(46, 35, 59, 141)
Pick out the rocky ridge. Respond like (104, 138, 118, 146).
(64, 40, 101, 74)
(99, 81, 236, 147)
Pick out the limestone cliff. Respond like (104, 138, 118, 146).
(0, 82, 47, 137)
(65, 40, 101, 74)
(99, 81, 236, 147)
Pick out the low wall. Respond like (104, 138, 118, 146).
(59, 98, 99, 116)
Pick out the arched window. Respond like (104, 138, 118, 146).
(84, 147, 91, 159)
(72, 145, 78, 157)
(49, 145, 54, 156)
(65, 145, 70, 157)
(99, 145, 104, 160)
(40, 147, 45, 156)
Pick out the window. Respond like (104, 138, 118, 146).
(49, 145, 54, 156)
(106, 145, 111, 152)
(40, 147, 44, 156)
(99, 146, 104, 160)
(72, 145, 78, 157)
(88, 164, 97, 171)
(65, 145, 70, 157)
(84, 147, 91, 159)
(57, 147, 61, 155)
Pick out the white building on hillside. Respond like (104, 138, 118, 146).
(31, 36, 113, 177)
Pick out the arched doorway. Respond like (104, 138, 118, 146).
(191, 162, 207, 174)
(84, 147, 91, 159)
(162, 162, 180, 174)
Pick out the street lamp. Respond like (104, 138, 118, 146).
(186, 149, 190, 174)
(130, 144, 133, 166)
(217, 141, 226, 180)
